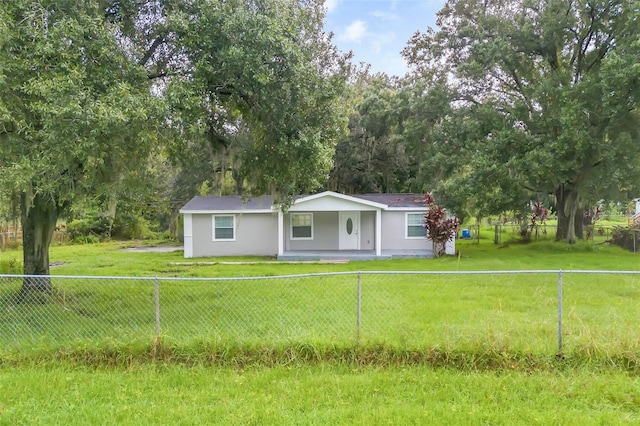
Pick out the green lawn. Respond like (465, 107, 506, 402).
(1, 240, 639, 423)
(3, 237, 639, 277)
(1, 364, 639, 425)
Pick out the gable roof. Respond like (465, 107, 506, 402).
(180, 195, 274, 213)
(179, 191, 427, 213)
(352, 194, 425, 208)
(292, 191, 387, 210)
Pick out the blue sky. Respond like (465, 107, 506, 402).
(323, 0, 446, 76)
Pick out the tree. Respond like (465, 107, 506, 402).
(165, 0, 351, 202)
(0, 1, 163, 288)
(327, 73, 410, 193)
(1, 0, 351, 287)
(404, 0, 640, 243)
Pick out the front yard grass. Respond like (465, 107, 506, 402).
(1, 239, 639, 424)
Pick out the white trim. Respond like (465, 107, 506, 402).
(290, 212, 314, 240)
(293, 191, 388, 209)
(180, 209, 273, 214)
(277, 210, 284, 256)
(212, 214, 236, 241)
(375, 209, 382, 256)
(385, 207, 428, 212)
(183, 214, 193, 258)
(405, 212, 426, 239)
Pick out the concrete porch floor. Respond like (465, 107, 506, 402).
(277, 249, 432, 261)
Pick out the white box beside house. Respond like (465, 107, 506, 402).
(179, 191, 456, 259)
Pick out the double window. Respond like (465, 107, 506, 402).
(291, 213, 313, 240)
(213, 215, 235, 241)
(406, 213, 426, 238)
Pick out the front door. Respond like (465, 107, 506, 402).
(339, 211, 360, 250)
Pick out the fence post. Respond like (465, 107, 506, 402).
(154, 277, 161, 336)
(357, 272, 362, 344)
(557, 270, 563, 354)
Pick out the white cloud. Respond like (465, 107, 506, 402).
(339, 20, 367, 43)
(371, 10, 400, 21)
(369, 31, 397, 54)
(324, 0, 339, 13)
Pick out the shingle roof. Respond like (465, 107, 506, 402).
(180, 192, 426, 212)
(180, 195, 275, 211)
(352, 194, 426, 208)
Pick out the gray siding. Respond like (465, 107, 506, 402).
(360, 211, 375, 250)
(381, 211, 432, 251)
(285, 211, 338, 250)
(192, 213, 278, 257)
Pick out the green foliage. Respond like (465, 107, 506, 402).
(166, 0, 351, 202)
(0, 257, 21, 274)
(0, 0, 165, 274)
(327, 73, 411, 193)
(112, 216, 155, 240)
(403, 0, 640, 241)
(610, 227, 640, 252)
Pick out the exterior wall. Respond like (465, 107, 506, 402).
(191, 213, 278, 257)
(183, 214, 193, 258)
(445, 237, 456, 255)
(285, 211, 339, 250)
(381, 210, 433, 251)
(360, 211, 375, 250)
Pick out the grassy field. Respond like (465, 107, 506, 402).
(1, 239, 639, 424)
(2, 364, 639, 425)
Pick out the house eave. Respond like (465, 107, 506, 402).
(384, 207, 428, 211)
(292, 191, 388, 210)
(179, 209, 274, 214)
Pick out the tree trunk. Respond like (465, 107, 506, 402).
(21, 192, 58, 293)
(433, 240, 446, 258)
(554, 184, 581, 244)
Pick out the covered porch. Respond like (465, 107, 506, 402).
(276, 193, 386, 257)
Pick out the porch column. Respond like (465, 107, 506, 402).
(277, 210, 284, 256)
(375, 208, 382, 256)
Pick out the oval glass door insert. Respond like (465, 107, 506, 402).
(346, 218, 353, 235)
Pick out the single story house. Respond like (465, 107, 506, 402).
(179, 191, 455, 259)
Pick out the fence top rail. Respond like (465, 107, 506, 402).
(1, 269, 640, 281)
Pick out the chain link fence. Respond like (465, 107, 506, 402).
(2, 271, 640, 355)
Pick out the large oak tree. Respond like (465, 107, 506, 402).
(0, 1, 162, 289)
(404, 0, 640, 242)
(1, 0, 350, 286)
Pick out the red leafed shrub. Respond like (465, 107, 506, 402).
(419, 193, 460, 257)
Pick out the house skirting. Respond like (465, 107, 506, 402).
(277, 249, 432, 261)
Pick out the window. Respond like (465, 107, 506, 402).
(406, 213, 426, 238)
(291, 213, 313, 239)
(213, 215, 235, 241)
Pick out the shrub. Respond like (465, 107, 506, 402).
(0, 258, 22, 274)
(610, 227, 639, 252)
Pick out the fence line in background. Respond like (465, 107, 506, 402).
(2, 270, 640, 355)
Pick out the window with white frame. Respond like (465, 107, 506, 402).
(213, 215, 235, 241)
(291, 213, 313, 239)
(406, 213, 426, 238)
